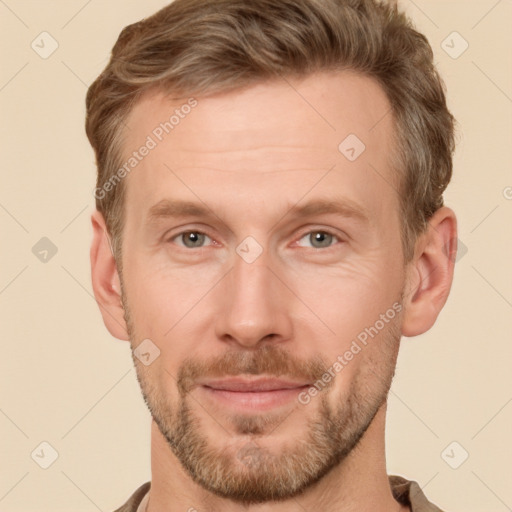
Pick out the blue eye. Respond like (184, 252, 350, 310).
(173, 231, 212, 248)
(169, 229, 341, 251)
(297, 231, 339, 249)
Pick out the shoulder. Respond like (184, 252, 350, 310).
(112, 481, 151, 512)
(389, 475, 446, 512)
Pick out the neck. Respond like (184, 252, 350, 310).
(146, 405, 408, 512)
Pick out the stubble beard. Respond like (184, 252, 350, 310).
(121, 288, 401, 504)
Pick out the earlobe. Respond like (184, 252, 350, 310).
(401, 207, 457, 337)
(90, 210, 130, 341)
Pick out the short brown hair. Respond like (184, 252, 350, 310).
(86, 0, 455, 265)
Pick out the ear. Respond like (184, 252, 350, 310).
(90, 210, 129, 341)
(401, 206, 457, 337)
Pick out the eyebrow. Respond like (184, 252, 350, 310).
(289, 199, 369, 224)
(147, 199, 214, 223)
(146, 198, 370, 227)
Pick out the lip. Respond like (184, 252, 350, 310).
(200, 377, 311, 392)
(198, 377, 311, 411)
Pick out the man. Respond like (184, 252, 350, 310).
(86, 0, 457, 510)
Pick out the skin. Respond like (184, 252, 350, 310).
(90, 70, 457, 511)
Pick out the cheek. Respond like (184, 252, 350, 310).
(122, 257, 220, 332)
(286, 256, 401, 337)
(293, 258, 403, 387)
(320, 315, 402, 407)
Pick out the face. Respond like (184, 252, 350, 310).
(118, 71, 407, 503)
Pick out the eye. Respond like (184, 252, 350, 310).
(296, 230, 341, 249)
(172, 231, 212, 248)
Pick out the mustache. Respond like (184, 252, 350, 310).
(177, 344, 330, 395)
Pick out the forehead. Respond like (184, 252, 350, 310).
(121, 70, 398, 228)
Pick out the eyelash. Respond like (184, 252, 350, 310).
(295, 229, 343, 250)
(168, 228, 344, 251)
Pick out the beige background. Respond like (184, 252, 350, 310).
(1, 1, 511, 511)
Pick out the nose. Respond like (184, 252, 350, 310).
(214, 250, 293, 349)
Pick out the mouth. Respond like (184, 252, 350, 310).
(198, 377, 311, 411)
